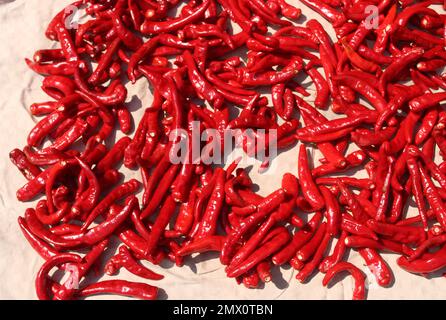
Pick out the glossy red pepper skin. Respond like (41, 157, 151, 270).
(82, 179, 140, 231)
(296, 221, 327, 262)
(320, 186, 340, 236)
(105, 246, 164, 281)
(220, 189, 285, 265)
(77, 280, 158, 300)
(145, 195, 177, 255)
(36, 253, 82, 300)
(272, 212, 323, 266)
(226, 229, 290, 278)
(359, 248, 393, 287)
(18, 217, 59, 260)
(296, 231, 331, 283)
(195, 168, 226, 238)
(298, 0, 346, 26)
(298, 144, 325, 211)
(141, 1, 210, 34)
(323, 262, 366, 300)
(319, 231, 347, 273)
(397, 244, 446, 274)
(10, 149, 42, 181)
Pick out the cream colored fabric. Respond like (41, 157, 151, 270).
(0, 0, 444, 299)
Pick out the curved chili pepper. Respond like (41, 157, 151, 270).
(141, 1, 210, 34)
(140, 164, 180, 219)
(319, 231, 347, 273)
(18, 216, 59, 260)
(359, 248, 393, 287)
(220, 189, 285, 265)
(25, 58, 76, 76)
(105, 245, 164, 280)
(82, 197, 137, 245)
(379, 47, 425, 95)
(74, 70, 127, 107)
(95, 137, 131, 174)
(82, 179, 140, 231)
(298, 0, 346, 26)
(298, 144, 325, 211)
(319, 186, 340, 236)
(408, 234, 446, 261)
(336, 180, 368, 223)
(226, 229, 290, 278)
(307, 68, 329, 109)
(366, 219, 426, 246)
(419, 164, 446, 229)
(9, 149, 41, 181)
(272, 211, 322, 265)
(77, 280, 158, 300)
(89, 38, 122, 85)
(410, 92, 446, 112)
(397, 244, 446, 274)
(334, 74, 387, 112)
(312, 150, 366, 177)
(42, 76, 76, 99)
(36, 253, 82, 300)
(195, 168, 226, 238)
(35, 200, 69, 226)
(229, 198, 294, 269)
(248, 0, 292, 26)
(177, 235, 225, 256)
(323, 262, 366, 300)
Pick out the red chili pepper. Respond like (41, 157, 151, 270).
(419, 164, 446, 229)
(145, 195, 177, 255)
(228, 198, 294, 269)
(397, 244, 446, 274)
(141, 1, 210, 34)
(226, 229, 290, 278)
(105, 245, 164, 280)
(82, 179, 140, 231)
(407, 157, 429, 229)
(14, 0, 446, 301)
(379, 47, 425, 95)
(82, 197, 137, 245)
(220, 189, 285, 265)
(410, 92, 446, 112)
(345, 236, 412, 255)
(296, 221, 327, 262)
(77, 280, 158, 300)
(341, 214, 378, 240)
(319, 186, 340, 236)
(296, 230, 331, 283)
(359, 248, 393, 287)
(18, 217, 59, 260)
(336, 180, 368, 223)
(298, 0, 346, 26)
(322, 262, 366, 300)
(307, 68, 329, 109)
(36, 253, 82, 300)
(319, 231, 347, 273)
(9, 149, 42, 181)
(312, 150, 366, 177)
(298, 144, 325, 211)
(177, 235, 225, 256)
(140, 164, 180, 219)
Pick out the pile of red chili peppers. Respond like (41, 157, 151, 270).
(11, 0, 446, 300)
